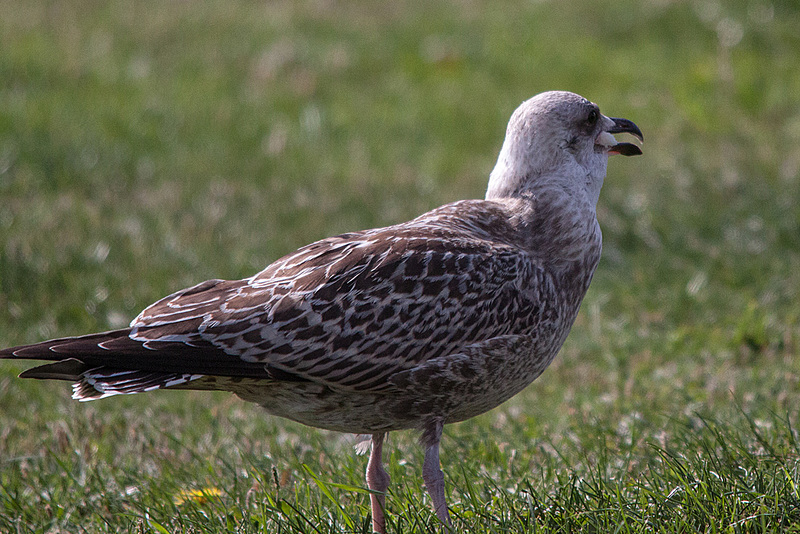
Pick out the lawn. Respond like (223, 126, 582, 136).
(2, 0, 800, 532)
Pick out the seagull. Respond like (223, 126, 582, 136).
(1, 91, 642, 532)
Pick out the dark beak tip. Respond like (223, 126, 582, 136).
(609, 117, 644, 142)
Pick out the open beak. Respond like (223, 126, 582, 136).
(596, 117, 644, 156)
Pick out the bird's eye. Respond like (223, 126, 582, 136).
(586, 109, 599, 125)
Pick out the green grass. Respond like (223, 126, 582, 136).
(2, 0, 800, 531)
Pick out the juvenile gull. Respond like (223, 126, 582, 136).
(1, 91, 642, 532)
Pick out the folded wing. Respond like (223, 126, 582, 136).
(2, 200, 548, 398)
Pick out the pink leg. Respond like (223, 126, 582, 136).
(366, 433, 391, 533)
(422, 421, 452, 530)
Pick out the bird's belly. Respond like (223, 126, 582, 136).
(230, 380, 419, 434)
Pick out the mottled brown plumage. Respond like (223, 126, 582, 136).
(1, 91, 642, 532)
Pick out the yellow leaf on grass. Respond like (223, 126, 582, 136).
(174, 487, 223, 506)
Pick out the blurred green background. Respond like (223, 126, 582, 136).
(1, 0, 799, 531)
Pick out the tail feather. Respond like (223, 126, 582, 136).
(18, 358, 87, 381)
(2, 328, 273, 400)
(73, 368, 207, 401)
